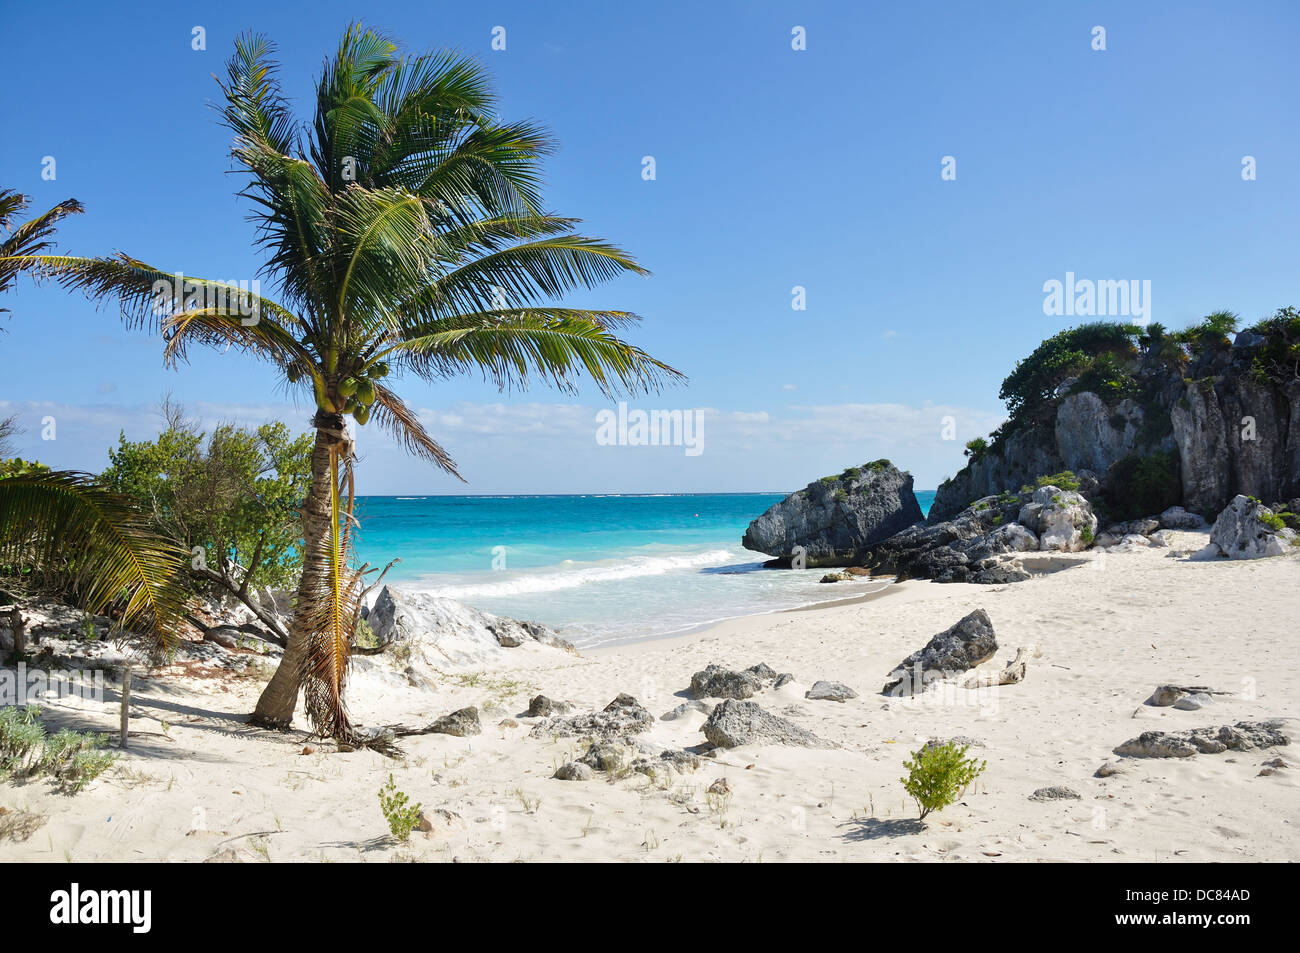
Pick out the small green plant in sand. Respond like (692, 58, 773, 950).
(378, 774, 422, 841)
(900, 742, 986, 822)
(0, 706, 115, 793)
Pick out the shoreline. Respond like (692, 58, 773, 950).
(4, 529, 1298, 863)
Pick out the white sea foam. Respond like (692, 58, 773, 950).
(414, 548, 738, 599)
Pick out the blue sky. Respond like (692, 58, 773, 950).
(2, 1, 1297, 493)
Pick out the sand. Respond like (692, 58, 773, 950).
(2, 529, 1297, 863)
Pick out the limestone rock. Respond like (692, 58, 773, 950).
(882, 609, 999, 696)
(1114, 721, 1289, 758)
(368, 586, 576, 670)
(701, 699, 834, 749)
(742, 462, 924, 566)
(1207, 494, 1298, 559)
(804, 680, 858, 702)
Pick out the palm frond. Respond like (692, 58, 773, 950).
(0, 195, 85, 301)
(0, 471, 190, 655)
(382, 310, 684, 396)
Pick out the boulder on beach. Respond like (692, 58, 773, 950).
(741, 461, 924, 567)
(701, 699, 834, 749)
(1204, 495, 1298, 559)
(882, 609, 999, 696)
(529, 693, 654, 739)
(1114, 721, 1289, 758)
(1016, 486, 1098, 552)
(367, 587, 576, 669)
(689, 663, 777, 700)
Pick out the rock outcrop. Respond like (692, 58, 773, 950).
(930, 326, 1300, 522)
(742, 461, 923, 566)
(1205, 494, 1299, 559)
(368, 587, 576, 669)
(1016, 486, 1098, 552)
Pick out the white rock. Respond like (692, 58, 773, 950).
(1207, 495, 1298, 560)
(368, 587, 576, 670)
(1018, 486, 1098, 552)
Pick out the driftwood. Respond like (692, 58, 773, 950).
(964, 645, 1040, 688)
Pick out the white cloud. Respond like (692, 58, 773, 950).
(2, 398, 1007, 494)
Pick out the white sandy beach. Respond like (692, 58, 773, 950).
(2, 529, 1296, 863)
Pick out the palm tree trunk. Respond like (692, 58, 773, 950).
(251, 411, 347, 728)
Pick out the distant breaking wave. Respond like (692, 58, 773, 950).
(414, 548, 737, 599)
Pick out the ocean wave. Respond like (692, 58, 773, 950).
(414, 548, 737, 598)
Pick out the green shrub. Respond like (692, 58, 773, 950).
(0, 707, 115, 792)
(0, 705, 45, 778)
(865, 459, 892, 471)
(378, 774, 422, 841)
(840, 467, 862, 481)
(832, 489, 848, 503)
(1020, 471, 1081, 494)
(998, 322, 1141, 428)
(41, 730, 115, 794)
(964, 437, 989, 460)
(900, 742, 986, 821)
(1258, 512, 1286, 532)
(1177, 310, 1238, 351)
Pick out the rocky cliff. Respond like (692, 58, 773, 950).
(742, 461, 923, 566)
(931, 316, 1300, 522)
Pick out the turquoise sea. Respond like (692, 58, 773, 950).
(353, 491, 936, 649)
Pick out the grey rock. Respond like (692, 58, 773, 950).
(1055, 393, 1147, 475)
(773, 673, 796, 689)
(368, 586, 576, 668)
(1173, 692, 1214, 711)
(1159, 506, 1206, 530)
(882, 609, 999, 696)
(430, 706, 481, 737)
(631, 749, 701, 779)
(580, 740, 630, 772)
(689, 662, 776, 700)
(805, 680, 858, 702)
(1017, 486, 1098, 552)
(553, 761, 595, 781)
(1114, 720, 1289, 758)
(1029, 786, 1082, 801)
(742, 462, 924, 566)
(660, 699, 712, 721)
(701, 699, 834, 749)
(1094, 761, 1124, 778)
(819, 572, 853, 583)
(529, 693, 654, 739)
(1208, 494, 1298, 559)
(525, 694, 573, 718)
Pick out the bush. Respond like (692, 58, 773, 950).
(1020, 471, 1082, 493)
(1177, 310, 1238, 351)
(0, 706, 116, 792)
(378, 774, 422, 841)
(964, 437, 989, 460)
(900, 742, 986, 821)
(998, 322, 1141, 427)
(0, 705, 45, 777)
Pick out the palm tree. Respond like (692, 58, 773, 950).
(1, 26, 682, 742)
(1, 191, 188, 656)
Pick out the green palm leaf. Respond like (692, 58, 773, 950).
(0, 471, 190, 655)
